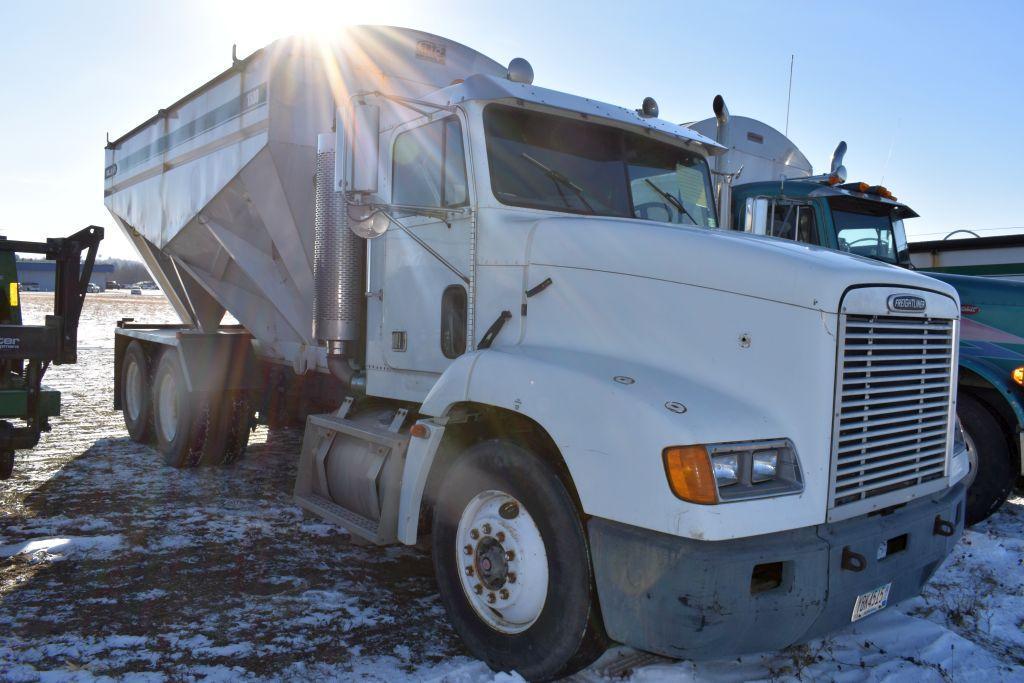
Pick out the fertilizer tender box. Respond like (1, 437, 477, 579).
(104, 26, 967, 680)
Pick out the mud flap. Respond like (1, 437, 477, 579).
(293, 399, 411, 545)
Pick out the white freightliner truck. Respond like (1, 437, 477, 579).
(104, 27, 969, 680)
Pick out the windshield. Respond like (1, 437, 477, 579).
(483, 105, 717, 227)
(832, 209, 899, 263)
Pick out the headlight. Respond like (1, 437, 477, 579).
(663, 440, 803, 504)
(752, 450, 779, 482)
(711, 453, 739, 487)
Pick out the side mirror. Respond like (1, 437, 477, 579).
(349, 206, 390, 239)
(744, 197, 769, 235)
(343, 101, 380, 195)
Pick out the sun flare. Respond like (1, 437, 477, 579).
(205, 0, 413, 50)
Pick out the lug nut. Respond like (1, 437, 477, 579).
(505, 550, 515, 561)
(499, 589, 509, 600)
(474, 584, 483, 595)
(482, 523, 492, 535)
(488, 592, 496, 604)
(495, 531, 506, 543)
(465, 566, 474, 576)
(464, 545, 473, 555)
(508, 572, 517, 584)
(470, 528, 480, 540)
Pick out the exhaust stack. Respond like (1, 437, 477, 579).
(314, 134, 364, 380)
(712, 95, 732, 229)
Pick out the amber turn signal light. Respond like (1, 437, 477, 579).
(663, 445, 718, 504)
(1012, 366, 1024, 387)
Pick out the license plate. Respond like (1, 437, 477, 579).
(851, 582, 891, 622)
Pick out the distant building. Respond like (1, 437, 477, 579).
(909, 234, 1024, 283)
(16, 261, 115, 292)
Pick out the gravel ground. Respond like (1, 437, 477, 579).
(1, 292, 1023, 682)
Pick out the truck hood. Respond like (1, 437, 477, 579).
(526, 216, 957, 313)
(925, 271, 1024, 345)
(925, 271, 1024, 308)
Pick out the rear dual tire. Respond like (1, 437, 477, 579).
(152, 351, 214, 468)
(121, 341, 155, 443)
(121, 342, 251, 468)
(0, 450, 14, 479)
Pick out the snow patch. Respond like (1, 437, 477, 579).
(0, 535, 123, 561)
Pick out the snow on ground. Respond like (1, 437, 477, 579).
(2, 292, 1023, 681)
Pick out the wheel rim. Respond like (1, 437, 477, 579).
(157, 369, 179, 442)
(456, 490, 548, 634)
(963, 425, 979, 489)
(125, 359, 143, 422)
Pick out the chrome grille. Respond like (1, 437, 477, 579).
(829, 313, 955, 520)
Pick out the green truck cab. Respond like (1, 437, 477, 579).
(689, 98, 1023, 524)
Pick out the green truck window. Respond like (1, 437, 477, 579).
(767, 202, 818, 244)
(833, 209, 898, 263)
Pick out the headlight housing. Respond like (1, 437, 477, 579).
(664, 439, 803, 504)
(949, 415, 971, 485)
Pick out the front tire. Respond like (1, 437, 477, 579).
(432, 440, 606, 681)
(960, 392, 1016, 525)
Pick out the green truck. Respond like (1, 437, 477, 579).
(689, 98, 1023, 525)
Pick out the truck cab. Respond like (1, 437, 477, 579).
(104, 29, 968, 679)
(690, 98, 1024, 525)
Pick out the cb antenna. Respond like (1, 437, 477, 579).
(784, 54, 794, 137)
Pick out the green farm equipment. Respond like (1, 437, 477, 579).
(0, 226, 103, 478)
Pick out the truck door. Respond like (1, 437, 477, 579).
(381, 114, 472, 374)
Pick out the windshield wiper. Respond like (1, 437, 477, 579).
(521, 153, 595, 213)
(643, 178, 698, 226)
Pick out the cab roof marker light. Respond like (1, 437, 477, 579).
(839, 181, 871, 193)
(867, 185, 895, 200)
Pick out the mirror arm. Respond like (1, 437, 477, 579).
(357, 91, 458, 117)
(356, 206, 470, 284)
(381, 203, 469, 220)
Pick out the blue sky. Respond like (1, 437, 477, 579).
(1, 0, 1021, 258)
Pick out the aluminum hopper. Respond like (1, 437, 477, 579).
(104, 26, 506, 366)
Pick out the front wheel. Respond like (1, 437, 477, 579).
(960, 392, 1016, 526)
(432, 440, 606, 681)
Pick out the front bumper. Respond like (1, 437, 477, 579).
(588, 482, 964, 660)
